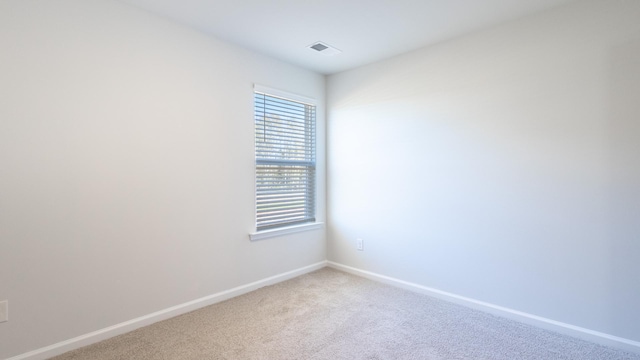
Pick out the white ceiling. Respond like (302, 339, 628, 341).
(118, 0, 577, 75)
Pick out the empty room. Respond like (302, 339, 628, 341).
(1, 0, 639, 359)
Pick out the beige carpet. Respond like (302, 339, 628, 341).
(52, 268, 640, 360)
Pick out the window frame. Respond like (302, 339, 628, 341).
(250, 85, 320, 239)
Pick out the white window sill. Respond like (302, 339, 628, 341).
(249, 222, 324, 241)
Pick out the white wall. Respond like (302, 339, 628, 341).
(0, 0, 325, 358)
(327, 0, 640, 343)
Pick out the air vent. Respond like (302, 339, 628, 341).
(308, 42, 342, 56)
(310, 43, 328, 51)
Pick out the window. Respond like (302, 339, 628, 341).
(254, 86, 316, 232)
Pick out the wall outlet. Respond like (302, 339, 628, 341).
(0, 300, 7, 323)
(356, 238, 364, 251)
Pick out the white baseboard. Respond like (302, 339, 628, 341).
(10, 260, 639, 359)
(7, 261, 327, 360)
(327, 261, 640, 355)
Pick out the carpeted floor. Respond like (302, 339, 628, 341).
(52, 268, 640, 360)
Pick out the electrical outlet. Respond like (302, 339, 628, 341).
(356, 238, 364, 251)
(0, 300, 7, 323)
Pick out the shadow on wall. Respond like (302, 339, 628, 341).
(607, 39, 640, 342)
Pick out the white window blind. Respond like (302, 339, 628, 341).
(254, 89, 316, 231)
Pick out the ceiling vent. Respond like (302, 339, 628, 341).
(308, 42, 342, 56)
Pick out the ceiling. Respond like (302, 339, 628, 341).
(118, 0, 577, 75)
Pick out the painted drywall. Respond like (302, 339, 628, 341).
(327, 0, 640, 343)
(0, 0, 325, 358)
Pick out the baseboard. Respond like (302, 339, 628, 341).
(7, 261, 327, 360)
(327, 261, 640, 355)
(11, 260, 639, 359)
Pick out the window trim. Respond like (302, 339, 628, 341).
(254, 84, 316, 107)
(249, 222, 324, 241)
(252, 84, 318, 236)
